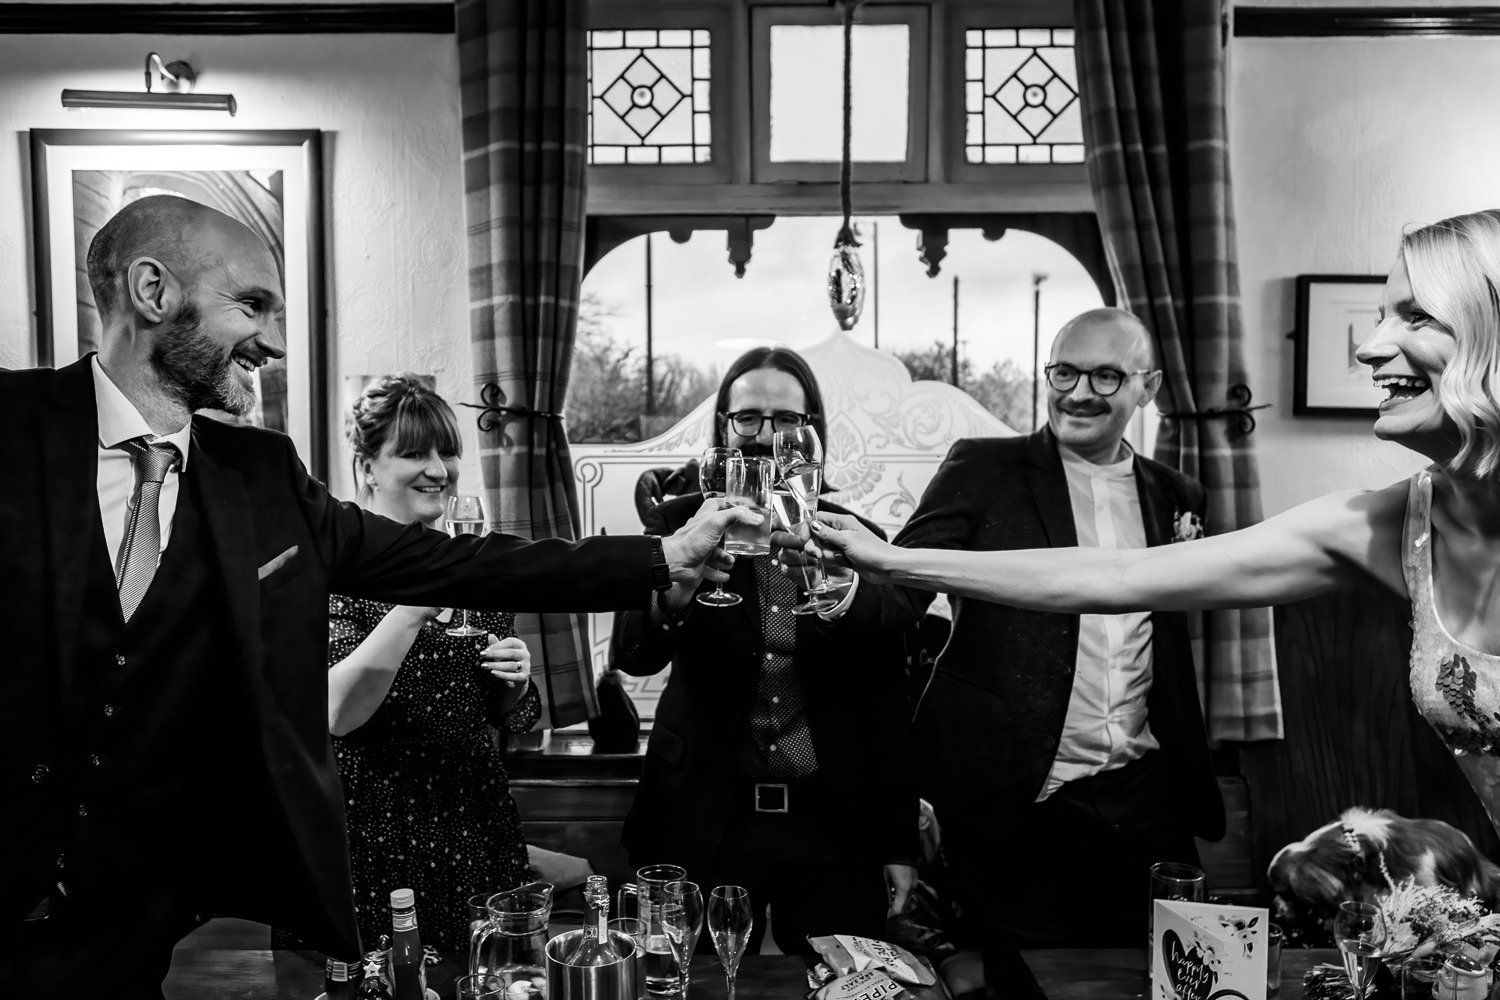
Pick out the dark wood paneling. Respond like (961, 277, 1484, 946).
(0, 3, 453, 35)
(1241, 578, 1500, 868)
(1235, 6, 1500, 37)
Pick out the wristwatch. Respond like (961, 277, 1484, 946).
(648, 536, 672, 592)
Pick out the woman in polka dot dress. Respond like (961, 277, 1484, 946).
(328, 374, 541, 951)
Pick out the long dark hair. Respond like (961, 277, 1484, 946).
(711, 347, 827, 449)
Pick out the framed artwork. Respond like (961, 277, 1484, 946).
(1292, 274, 1387, 416)
(30, 129, 328, 478)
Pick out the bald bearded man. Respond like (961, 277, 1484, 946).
(892, 309, 1223, 997)
(3, 195, 750, 998)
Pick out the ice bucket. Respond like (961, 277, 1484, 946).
(545, 929, 643, 1000)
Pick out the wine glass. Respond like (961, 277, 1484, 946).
(708, 886, 752, 1000)
(1334, 900, 1387, 998)
(445, 495, 487, 637)
(661, 881, 705, 998)
(771, 426, 838, 613)
(696, 447, 743, 608)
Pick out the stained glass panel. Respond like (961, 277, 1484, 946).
(588, 28, 711, 165)
(964, 27, 1083, 165)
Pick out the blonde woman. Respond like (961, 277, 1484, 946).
(811, 209, 1500, 834)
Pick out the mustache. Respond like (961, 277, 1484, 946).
(1056, 400, 1110, 417)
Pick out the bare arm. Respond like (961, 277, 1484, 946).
(814, 486, 1409, 614)
(328, 604, 437, 737)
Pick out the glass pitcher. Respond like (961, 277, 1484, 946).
(470, 880, 555, 994)
(616, 865, 686, 996)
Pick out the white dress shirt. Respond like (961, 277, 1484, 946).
(1037, 443, 1159, 801)
(93, 356, 193, 573)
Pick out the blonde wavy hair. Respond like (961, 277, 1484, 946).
(1401, 209, 1500, 479)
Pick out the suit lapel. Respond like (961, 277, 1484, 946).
(1131, 456, 1173, 548)
(42, 359, 103, 699)
(188, 420, 265, 683)
(1022, 429, 1078, 548)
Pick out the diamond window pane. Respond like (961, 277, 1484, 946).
(588, 28, 712, 165)
(768, 24, 910, 163)
(964, 26, 1082, 166)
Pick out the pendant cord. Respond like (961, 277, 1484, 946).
(836, 0, 858, 247)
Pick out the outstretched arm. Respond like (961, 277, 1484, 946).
(812, 485, 1409, 614)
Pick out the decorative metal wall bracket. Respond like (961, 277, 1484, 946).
(1159, 384, 1270, 438)
(457, 382, 564, 435)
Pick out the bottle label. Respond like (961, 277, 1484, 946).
(327, 960, 351, 982)
(392, 911, 417, 932)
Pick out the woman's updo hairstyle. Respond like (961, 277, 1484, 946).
(347, 373, 463, 503)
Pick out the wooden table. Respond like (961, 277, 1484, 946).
(164, 951, 846, 1000)
(1022, 948, 1339, 999)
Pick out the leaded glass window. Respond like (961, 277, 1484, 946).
(588, 29, 712, 165)
(964, 28, 1083, 165)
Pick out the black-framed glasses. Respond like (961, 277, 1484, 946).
(1044, 363, 1154, 397)
(721, 410, 814, 436)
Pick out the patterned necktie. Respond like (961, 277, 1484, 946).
(115, 438, 180, 623)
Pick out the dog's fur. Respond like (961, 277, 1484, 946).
(1268, 807, 1500, 931)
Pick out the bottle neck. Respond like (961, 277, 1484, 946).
(583, 893, 609, 942)
(392, 906, 418, 934)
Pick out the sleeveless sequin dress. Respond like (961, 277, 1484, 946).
(1405, 472, 1500, 838)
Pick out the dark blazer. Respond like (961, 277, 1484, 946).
(611, 494, 919, 873)
(894, 429, 1224, 840)
(4, 357, 662, 957)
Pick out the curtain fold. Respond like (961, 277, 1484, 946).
(456, 0, 597, 727)
(1076, 0, 1282, 742)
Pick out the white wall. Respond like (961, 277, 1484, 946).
(1230, 34, 1500, 514)
(0, 32, 471, 500)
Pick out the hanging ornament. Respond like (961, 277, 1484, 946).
(827, 0, 866, 331)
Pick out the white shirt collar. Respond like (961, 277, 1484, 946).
(92, 355, 193, 468)
(1057, 440, 1135, 479)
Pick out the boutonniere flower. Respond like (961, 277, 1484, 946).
(1172, 510, 1204, 543)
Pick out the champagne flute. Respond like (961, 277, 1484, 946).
(445, 494, 487, 637)
(1334, 900, 1386, 998)
(708, 886, 751, 1000)
(661, 881, 705, 998)
(696, 447, 743, 608)
(772, 426, 838, 612)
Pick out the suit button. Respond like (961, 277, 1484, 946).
(32, 764, 48, 783)
(103, 704, 115, 718)
(78, 804, 88, 817)
(114, 654, 126, 666)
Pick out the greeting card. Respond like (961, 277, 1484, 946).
(1151, 899, 1270, 1000)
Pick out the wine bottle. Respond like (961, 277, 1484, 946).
(562, 875, 624, 967)
(389, 888, 428, 1000)
(355, 950, 393, 1000)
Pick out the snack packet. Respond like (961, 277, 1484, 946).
(807, 969, 911, 1000)
(807, 935, 937, 987)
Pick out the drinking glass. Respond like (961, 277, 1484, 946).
(1147, 862, 1206, 957)
(696, 447, 742, 608)
(1267, 923, 1283, 998)
(1400, 955, 1445, 1000)
(445, 494, 487, 636)
(723, 457, 773, 558)
(455, 974, 504, 1000)
(708, 886, 752, 1000)
(1334, 900, 1387, 998)
(661, 881, 705, 998)
(771, 426, 837, 611)
(618, 864, 689, 996)
(611, 916, 649, 1000)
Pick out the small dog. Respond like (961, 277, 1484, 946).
(1268, 807, 1500, 940)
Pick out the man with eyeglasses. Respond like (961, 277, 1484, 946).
(612, 346, 920, 956)
(891, 308, 1222, 997)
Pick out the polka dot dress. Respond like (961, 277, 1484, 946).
(330, 595, 541, 952)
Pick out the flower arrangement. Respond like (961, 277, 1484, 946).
(1372, 854, 1500, 968)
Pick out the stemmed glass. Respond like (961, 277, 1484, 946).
(445, 495, 487, 637)
(696, 447, 743, 608)
(708, 886, 752, 1000)
(661, 881, 705, 998)
(1334, 900, 1387, 998)
(771, 426, 838, 615)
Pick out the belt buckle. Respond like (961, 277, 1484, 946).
(754, 782, 789, 814)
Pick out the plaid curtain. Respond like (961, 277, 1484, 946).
(1075, 0, 1282, 741)
(456, 0, 597, 727)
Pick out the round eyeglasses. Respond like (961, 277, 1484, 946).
(1044, 363, 1154, 398)
(722, 410, 813, 436)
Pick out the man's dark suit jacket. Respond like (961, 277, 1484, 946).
(5, 357, 662, 957)
(894, 429, 1224, 840)
(611, 494, 919, 874)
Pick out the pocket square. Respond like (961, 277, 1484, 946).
(257, 545, 299, 581)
